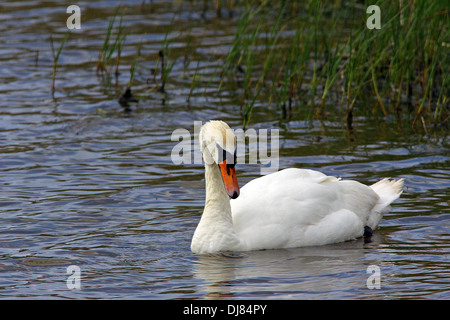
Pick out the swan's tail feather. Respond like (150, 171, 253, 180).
(367, 178, 404, 229)
(370, 178, 404, 203)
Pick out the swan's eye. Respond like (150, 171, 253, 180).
(222, 149, 227, 164)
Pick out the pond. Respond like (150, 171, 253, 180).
(0, 0, 448, 300)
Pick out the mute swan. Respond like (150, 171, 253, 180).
(191, 120, 404, 254)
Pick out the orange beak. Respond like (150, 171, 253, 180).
(218, 160, 240, 199)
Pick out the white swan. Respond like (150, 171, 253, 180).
(191, 120, 404, 254)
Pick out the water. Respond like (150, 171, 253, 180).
(0, 1, 449, 299)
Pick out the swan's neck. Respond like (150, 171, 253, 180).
(191, 164, 240, 254)
(204, 163, 231, 212)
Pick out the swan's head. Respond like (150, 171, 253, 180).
(199, 120, 240, 199)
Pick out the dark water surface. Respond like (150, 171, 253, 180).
(0, 1, 449, 299)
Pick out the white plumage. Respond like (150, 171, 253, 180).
(191, 121, 404, 254)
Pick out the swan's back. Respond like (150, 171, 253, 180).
(230, 168, 402, 251)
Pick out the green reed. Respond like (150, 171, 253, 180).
(158, 15, 178, 93)
(96, 1, 446, 130)
(50, 31, 70, 97)
(97, 7, 126, 77)
(215, 0, 448, 129)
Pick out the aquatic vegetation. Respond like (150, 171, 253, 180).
(49, 31, 70, 97)
(49, 1, 447, 130)
(96, 7, 127, 77)
(210, 0, 448, 129)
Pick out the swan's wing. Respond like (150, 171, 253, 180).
(230, 168, 379, 250)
